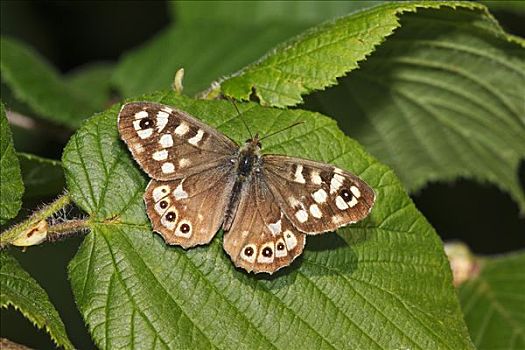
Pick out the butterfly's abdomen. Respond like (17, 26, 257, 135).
(223, 145, 261, 230)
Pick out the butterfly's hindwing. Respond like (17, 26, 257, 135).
(145, 165, 235, 248)
(223, 174, 305, 273)
(118, 102, 237, 180)
(263, 156, 375, 234)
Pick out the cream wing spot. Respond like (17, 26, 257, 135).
(152, 149, 168, 161)
(312, 189, 327, 204)
(330, 173, 345, 193)
(156, 111, 169, 132)
(295, 209, 309, 223)
(132, 119, 143, 130)
(161, 107, 173, 114)
(152, 185, 170, 202)
(268, 218, 282, 236)
(188, 129, 204, 146)
(284, 231, 298, 250)
(288, 196, 301, 207)
(350, 185, 361, 198)
(275, 238, 288, 258)
(311, 170, 322, 185)
(240, 244, 257, 263)
(257, 242, 275, 264)
(294, 165, 305, 183)
(137, 128, 153, 139)
(309, 204, 322, 219)
(161, 162, 175, 174)
(336, 196, 349, 210)
(134, 110, 149, 119)
(175, 122, 189, 135)
(159, 134, 174, 148)
(173, 181, 188, 200)
(348, 197, 358, 208)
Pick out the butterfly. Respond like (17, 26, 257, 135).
(118, 101, 375, 274)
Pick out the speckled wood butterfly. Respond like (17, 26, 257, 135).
(118, 102, 375, 274)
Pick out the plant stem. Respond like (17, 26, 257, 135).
(0, 194, 75, 248)
(47, 219, 89, 242)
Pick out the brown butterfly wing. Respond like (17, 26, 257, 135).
(118, 102, 237, 180)
(263, 155, 375, 234)
(144, 164, 235, 248)
(223, 175, 306, 274)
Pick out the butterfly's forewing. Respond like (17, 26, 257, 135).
(145, 164, 236, 248)
(118, 102, 238, 180)
(223, 175, 306, 274)
(263, 156, 375, 234)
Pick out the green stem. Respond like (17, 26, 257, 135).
(0, 194, 71, 248)
(47, 219, 89, 242)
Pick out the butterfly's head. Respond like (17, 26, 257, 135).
(244, 133, 262, 151)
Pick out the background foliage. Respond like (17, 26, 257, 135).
(1, 1, 523, 349)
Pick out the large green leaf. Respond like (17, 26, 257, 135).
(114, 1, 381, 99)
(459, 252, 525, 350)
(112, 23, 307, 98)
(0, 251, 73, 349)
(221, 1, 498, 107)
(172, 1, 384, 25)
(63, 92, 473, 349)
(0, 101, 23, 225)
(306, 6, 525, 212)
(0, 37, 111, 129)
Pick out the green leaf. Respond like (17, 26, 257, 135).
(459, 252, 525, 350)
(17, 153, 64, 199)
(0, 101, 23, 225)
(306, 6, 525, 212)
(173, 1, 384, 26)
(220, 1, 513, 107)
(118, 1, 386, 100)
(64, 92, 473, 349)
(112, 23, 307, 98)
(0, 251, 74, 349)
(0, 37, 109, 129)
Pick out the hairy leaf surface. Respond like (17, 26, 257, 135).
(306, 6, 525, 211)
(0, 252, 73, 349)
(0, 101, 23, 225)
(63, 92, 473, 349)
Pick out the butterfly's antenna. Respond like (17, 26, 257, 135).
(260, 121, 304, 141)
(228, 97, 253, 139)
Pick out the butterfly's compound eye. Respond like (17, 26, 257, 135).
(257, 141, 262, 148)
(340, 188, 353, 202)
(139, 117, 154, 129)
